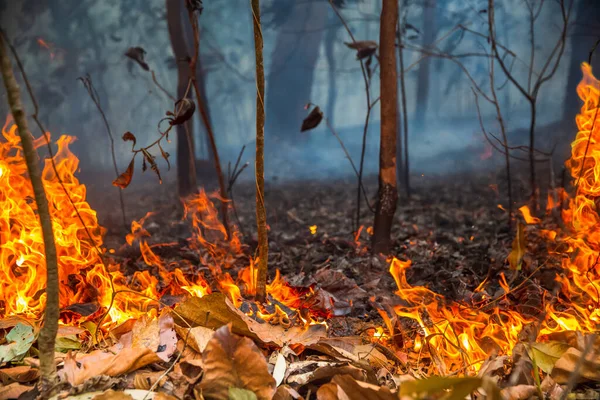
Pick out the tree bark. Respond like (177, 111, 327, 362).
(372, 0, 399, 255)
(0, 34, 59, 393)
(251, 0, 268, 302)
(166, 0, 197, 198)
(414, 0, 436, 131)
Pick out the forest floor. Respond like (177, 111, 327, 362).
(1, 170, 583, 400)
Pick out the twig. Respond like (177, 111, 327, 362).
(78, 74, 128, 231)
(227, 145, 249, 237)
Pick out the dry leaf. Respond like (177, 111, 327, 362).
(551, 346, 600, 384)
(200, 324, 276, 400)
(0, 365, 39, 384)
(272, 352, 287, 387)
(507, 223, 526, 270)
(113, 158, 135, 189)
(125, 47, 149, 71)
(301, 107, 323, 132)
(500, 385, 537, 400)
(122, 132, 137, 147)
(175, 325, 214, 353)
(527, 341, 571, 374)
(0, 382, 33, 399)
(273, 385, 304, 400)
(59, 348, 162, 386)
(333, 374, 396, 400)
(169, 98, 196, 126)
(316, 382, 340, 400)
(92, 390, 134, 400)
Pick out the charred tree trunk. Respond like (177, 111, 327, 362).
(251, 0, 268, 302)
(265, 0, 328, 145)
(0, 34, 59, 394)
(414, 0, 436, 131)
(372, 0, 399, 255)
(166, 0, 197, 198)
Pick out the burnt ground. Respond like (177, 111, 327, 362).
(85, 167, 564, 335)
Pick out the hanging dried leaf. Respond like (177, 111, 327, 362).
(142, 149, 162, 184)
(159, 144, 171, 170)
(169, 98, 196, 126)
(200, 324, 276, 400)
(507, 222, 526, 270)
(113, 158, 135, 189)
(125, 47, 149, 71)
(344, 41, 378, 60)
(301, 106, 323, 132)
(122, 131, 137, 147)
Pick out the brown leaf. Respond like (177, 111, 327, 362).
(59, 348, 161, 386)
(551, 347, 600, 384)
(169, 98, 196, 126)
(344, 41, 378, 60)
(274, 385, 304, 400)
(507, 222, 526, 270)
(316, 382, 339, 400)
(122, 131, 137, 147)
(175, 324, 214, 353)
(113, 158, 135, 189)
(200, 324, 276, 400)
(125, 47, 149, 71)
(92, 390, 135, 400)
(333, 374, 396, 400)
(500, 385, 537, 400)
(0, 366, 39, 384)
(301, 106, 323, 132)
(0, 382, 33, 399)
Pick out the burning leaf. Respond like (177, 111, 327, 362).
(301, 106, 323, 132)
(125, 47, 149, 71)
(551, 346, 600, 384)
(507, 222, 526, 270)
(228, 388, 258, 400)
(200, 324, 276, 400)
(122, 131, 137, 147)
(527, 341, 571, 374)
(168, 98, 196, 126)
(0, 323, 35, 362)
(113, 157, 135, 189)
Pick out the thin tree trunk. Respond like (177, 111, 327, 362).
(166, 0, 197, 198)
(325, 17, 337, 126)
(415, 0, 435, 130)
(372, 0, 399, 255)
(529, 99, 538, 211)
(251, 0, 268, 302)
(397, 5, 410, 197)
(0, 35, 59, 393)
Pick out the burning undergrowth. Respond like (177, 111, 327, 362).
(1, 63, 600, 398)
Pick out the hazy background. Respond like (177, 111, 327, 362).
(1, 0, 599, 184)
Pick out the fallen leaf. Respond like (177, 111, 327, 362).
(507, 222, 526, 270)
(200, 324, 276, 400)
(0, 382, 33, 400)
(316, 382, 339, 400)
(399, 376, 485, 400)
(0, 316, 36, 330)
(273, 385, 303, 400)
(527, 341, 571, 374)
(0, 365, 39, 384)
(113, 158, 135, 189)
(0, 323, 35, 362)
(333, 374, 396, 400)
(551, 346, 600, 384)
(92, 390, 134, 400)
(500, 385, 537, 400)
(301, 106, 323, 132)
(272, 353, 287, 387)
(175, 325, 214, 353)
(228, 388, 258, 400)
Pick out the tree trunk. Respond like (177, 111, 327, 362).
(251, 0, 268, 303)
(166, 0, 196, 198)
(414, 0, 436, 131)
(265, 0, 328, 145)
(564, 0, 600, 121)
(397, 6, 410, 197)
(325, 13, 338, 126)
(0, 34, 59, 394)
(372, 0, 399, 255)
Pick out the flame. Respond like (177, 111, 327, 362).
(309, 225, 317, 235)
(519, 205, 541, 224)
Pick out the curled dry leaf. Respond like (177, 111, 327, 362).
(551, 346, 600, 384)
(200, 324, 276, 400)
(0, 365, 39, 384)
(301, 106, 323, 132)
(122, 131, 137, 147)
(125, 47, 149, 71)
(113, 158, 135, 189)
(169, 98, 196, 126)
